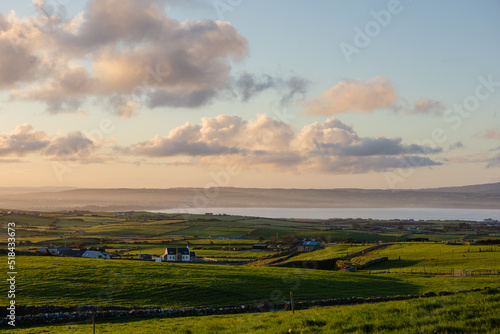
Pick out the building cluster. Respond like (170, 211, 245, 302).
(38, 247, 110, 259)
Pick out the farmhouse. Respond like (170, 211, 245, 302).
(161, 247, 194, 262)
(81, 249, 111, 259)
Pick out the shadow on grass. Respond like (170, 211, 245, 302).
(361, 260, 421, 271)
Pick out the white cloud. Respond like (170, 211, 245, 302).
(304, 76, 398, 115)
(130, 114, 442, 174)
(3, 0, 249, 114)
(0, 124, 50, 156)
(0, 124, 107, 163)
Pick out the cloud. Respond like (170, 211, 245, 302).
(163, 0, 211, 9)
(148, 89, 218, 109)
(475, 127, 500, 140)
(304, 76, 398, 115)
(235, 73, 275, 102)
(130, 114, 442, 173)
(133, 137, 242, 157)
(486, 153, 500, 168)
(0, 12, 43, 89)
(44, 131, 95, 158)
(131, 114, 296, 157)
(231, 73, 310, 107)
(0, 124, 50, 156)
(336, 137, 442, 157)
(279, 76, 310, 106)
(0, 124, 107, 163)
(309, 155, 441, 174)
(0, 158, 23, 163)
(408, 99, 446, 116)
(4, 0, 249, 114)
(108, 95, 139, 119)
(449, 141, 464, 151)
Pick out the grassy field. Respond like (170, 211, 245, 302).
(280, 244, 369, 265)
(2, 210, 500, 332)
(4, 255, 499, 310)
(10, 288, 500, 333)
(5, 211, 499, 249)
(351, 243, 500, 272)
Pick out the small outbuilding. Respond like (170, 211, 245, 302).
(138, 253, 153, 261)
(298, 240, 321, 252)
(252, 243, 269, 251)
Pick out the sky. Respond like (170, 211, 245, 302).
(0, 0, 500, 190)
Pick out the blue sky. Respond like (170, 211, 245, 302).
(0, 0, 499, 189)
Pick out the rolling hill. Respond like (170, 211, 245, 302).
(0, 183, 499, 211)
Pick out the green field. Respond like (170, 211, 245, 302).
(9, 289, 500, 333)
(5, 255, 499, 310)
(280, 244, 369, 265)
(2, 210, 500, 332)
(351, 243, 500, 272)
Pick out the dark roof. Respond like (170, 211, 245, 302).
(67, 250, 85, 257)
(166, 248, 177, 255)
(252, 244, 268, 248)
(302, 241, 320, 246)
(166, 248, 190, 255)
(178, 248, 190, 255)
(58, 248, 74, 256)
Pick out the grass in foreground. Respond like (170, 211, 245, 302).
(11, 289, 500, 333)
(4, 255, 499, 309)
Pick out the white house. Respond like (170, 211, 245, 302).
(81, 250, 110, 259)
(161, 247, 193, 262)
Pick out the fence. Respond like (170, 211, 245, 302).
(366, 268, 500, 276)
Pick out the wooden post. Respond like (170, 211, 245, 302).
(290, 291, 294, 314)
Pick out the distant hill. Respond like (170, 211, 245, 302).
(0, 183, 499, 211)
(419, 182, 500, 194)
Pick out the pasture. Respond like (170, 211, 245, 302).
(351, 243, 500, 272)
(9, 288, 500, 333)
(2, 209, 500, 332)
(5, 255, 499, 309)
